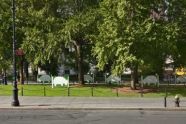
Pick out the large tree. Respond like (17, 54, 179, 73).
(93, 0, 179, 89)
(16, 0, 63, 77)
(16, 0, 100, 85)
(59, 0, 100, 85)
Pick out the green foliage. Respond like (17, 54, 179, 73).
(16, 0, 63, 66)
(93, 0, 180, 76)
(58, 0, 100, 83)
(16, 0, 100, 76)
(1, 0, 186, 79)
(171, 0, 186, 67)
(0, 0, 12, 70)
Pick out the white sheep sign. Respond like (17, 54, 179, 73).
(37, 74, 51, 84)
(84, 75, 93, 83)
(176, 76, 186, 83)
(52, 75, 69, 88)
(141, 75, 159, 86)
(106, 75, 121, 84)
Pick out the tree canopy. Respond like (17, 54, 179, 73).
(92, 0, 180, 88)
(0, 0, 186, 87)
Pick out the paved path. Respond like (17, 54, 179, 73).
(1, 96, 186, 110)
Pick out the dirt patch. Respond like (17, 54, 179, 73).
(114, 87, 158, 94)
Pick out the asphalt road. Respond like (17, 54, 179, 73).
(0, 109, 185, 124)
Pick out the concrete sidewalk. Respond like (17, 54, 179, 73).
(1, 96, 186, 110)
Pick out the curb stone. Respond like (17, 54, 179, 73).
(0, 106, 186, 111)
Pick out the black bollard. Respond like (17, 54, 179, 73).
(164, 97, 167, 107)
(164, 87, 167, 107)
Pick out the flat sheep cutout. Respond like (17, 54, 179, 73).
(141, 75, 159, 86)
(37, 74, 51, 84)
(52, 76, 69, 88)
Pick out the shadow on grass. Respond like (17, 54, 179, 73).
(143, 85, 186, 97)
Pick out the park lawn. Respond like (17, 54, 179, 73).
(0, 84, 186, 97)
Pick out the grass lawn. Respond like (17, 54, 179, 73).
(0, 84, 186, 97)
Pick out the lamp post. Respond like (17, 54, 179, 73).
(11, 0, 19, 106)
(104, 73, 109, 84)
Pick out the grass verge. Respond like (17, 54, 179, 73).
(0, 84, 185, 97)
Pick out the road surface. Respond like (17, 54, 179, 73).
(0, 109, 185, 124)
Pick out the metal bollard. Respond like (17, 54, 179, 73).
(68, 87, 70, 96)
(116, 88, 119, 97)
(44, 87, 46, 96)
(175, 95, 180, 107)
(164, 96, 167, 107)
(21, 87, 24, 96)
(91, 87, 94, 97)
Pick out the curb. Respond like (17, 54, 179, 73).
(1, 106, 186, 111)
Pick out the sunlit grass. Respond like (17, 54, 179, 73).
(0, 84, 186, 97)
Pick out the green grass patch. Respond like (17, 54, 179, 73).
(93, 87, 117, 97)
(0, 85, 12, 96)
(0, 84, 186, 97)
(70, 87, 92, 97)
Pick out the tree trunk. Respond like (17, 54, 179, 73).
(131, 63, 138, 90)
(33, 67, 38, 82)
(19, 56, 24, 85)
(74, 41, 84, 85)
(24, 61, 29, 84)
(3, 69, 7, 85)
